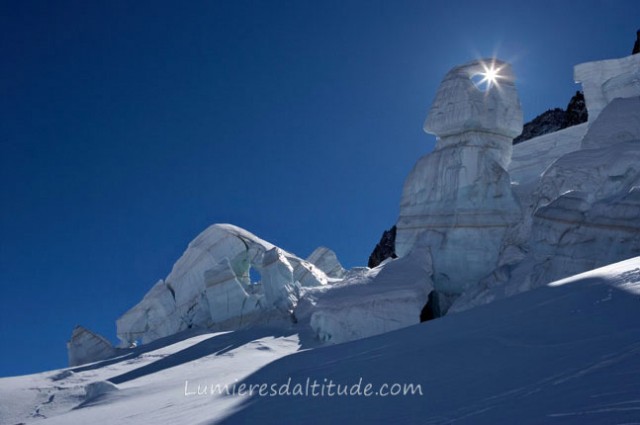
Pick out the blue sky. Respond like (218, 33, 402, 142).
(1, 0, 638, 377)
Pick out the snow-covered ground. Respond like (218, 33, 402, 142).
(2, 256, 639, 424)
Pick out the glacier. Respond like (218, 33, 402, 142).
(116, 224, 433, 351)
(3, 40, 640, 425)
(63, 51, 640, 366)
(451, 55, 640, 313)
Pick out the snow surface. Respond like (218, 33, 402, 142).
(2, 257, 639, 424)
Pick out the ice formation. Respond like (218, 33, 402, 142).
(510, 98, 640, 288)
(84, 381, 119, 404)
(306, 247, 346, 279)
(395, 59, 522, 297)
(67, 326, 117, 367)
(116, 224, 328, 345)
(112, 224, 434, 352)
(580, 96, 640, 150)
(297, 244, 433, 344)
(68, 51, 640, 366)
(423, 59, 523, 168)
(451, 54, 640, 313)
(393, 52, 640, 315)
(509, 123, 587, 189)
(574, 53, 640, 121)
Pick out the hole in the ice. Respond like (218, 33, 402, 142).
(470, 73, 491, 92)
(420, 291, 439, 322)
(249, 267, 261, 284)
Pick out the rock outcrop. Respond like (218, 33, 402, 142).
(513, 91, 587, 144)
(565, 90, 589, 126)
(367, 225, 397, 268)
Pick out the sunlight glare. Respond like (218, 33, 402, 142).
(474, 61, 503, 91)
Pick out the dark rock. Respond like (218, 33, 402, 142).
(633, 29, 640, 55)
(513, 108, 566, 144)
(367, 225, 397, 268)
(513, 91, 588, 144)
(565, 91, 588, 126)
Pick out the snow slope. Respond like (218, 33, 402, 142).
(2, 257, 639, 424)
(0, 328, 302, 425)
(220, 257, 640, 425)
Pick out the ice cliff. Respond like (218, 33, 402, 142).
(451, 53, 640, 312)
(395, 59, 522, 306)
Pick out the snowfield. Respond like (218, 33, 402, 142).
(2, 256, 639, 425)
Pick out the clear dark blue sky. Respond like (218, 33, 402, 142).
(1, 0, 638, 377)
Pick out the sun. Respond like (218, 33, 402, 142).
(482, 66, 499, 86)
(474, 61, 504, 91)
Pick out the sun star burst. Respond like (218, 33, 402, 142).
(476, 61, 504, 90)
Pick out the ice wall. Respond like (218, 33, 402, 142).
(452, 55, 640, 313)
(396, 59, 522, 296)
(574, 53, 640, 121)
(116, 224, 328, 345)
